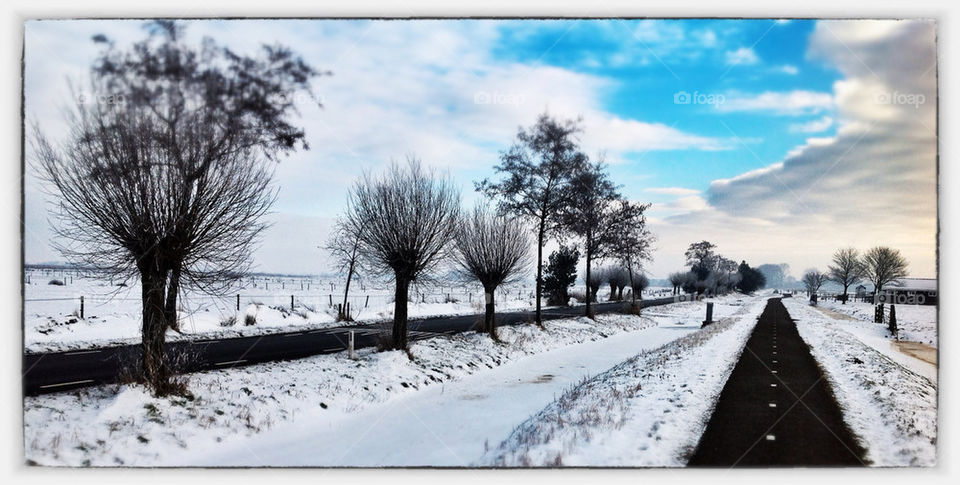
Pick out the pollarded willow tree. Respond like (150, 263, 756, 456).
(453, 206, 531, 339)
(345, 158, 461, 351)
(32, 21, 325, 395)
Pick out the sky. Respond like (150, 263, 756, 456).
(22, 18, 938, 280)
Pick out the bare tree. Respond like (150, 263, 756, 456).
(476, 112, 586, 326)
(453, 206, 531, 339)
(325, 217, 365, 320)
(32, 21, 323, 394)
(802, 269, 828, 302)
(668, 272, 686, 295)
(605, 267, 629, 301)
(345, 159, 461, 351)
(862, 246, 909, 297)
(560, 159, 624, 318)
(828, 247, 864, 304)
(608, 199, 654, 307)
(685, 241, 718, 281)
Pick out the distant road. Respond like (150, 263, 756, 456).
(24, 297, 676, 396)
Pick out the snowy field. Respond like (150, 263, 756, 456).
(818, 298, 938, 347)
(480, 296, 766, 466)
(24, 269, 672, 353)
(783, 298, 937, 466)
(23, 293, 749, 466)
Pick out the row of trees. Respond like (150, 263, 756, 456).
(38, 22, 655, 393)
(331, 113, 656, 349)
(666, 241, 765, 296)
(804, 246, 909, 304)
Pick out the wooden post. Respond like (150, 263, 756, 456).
(702, 302, 714, 327)
(237, 294, 240, 311)
(329, 294, 333, 307)
(348, 330, 356, 359)
(290, 295, 295, 311)
(365, 295, 370, 308)
(80, 296, 84, 319)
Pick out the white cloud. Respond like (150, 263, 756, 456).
(779, 64, 799, 75)
(725, 47, 759, 66)
(789, 115, 835, 133)
(645, 187, 702, 196)
(23, 19, 727, 273)
(699, 20, 937, 277)
(718, 90, 834, 115)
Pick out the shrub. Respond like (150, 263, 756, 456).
(220, 315, 237, 327)
(48, 279, 65, 286)
(244, 314, 257, 326)
(544, 245, 579, 306)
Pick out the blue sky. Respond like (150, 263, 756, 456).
(487, 19, 842, 205)
(23, 19, 937, 279)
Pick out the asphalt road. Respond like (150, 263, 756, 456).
(23, 297, 676, 396)
(688, 297, 867, 467)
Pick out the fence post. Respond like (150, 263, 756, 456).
(365, 295, 370, 308)
(291, 295, 295, 311)
(237, 294, 240, 311)
(329, 294, 333, 307)
(348, 330, 356, 359)
(702, 302, 714, 326)
(80, 296, 84, 319)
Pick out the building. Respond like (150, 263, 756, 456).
(878, 278, 937, 306)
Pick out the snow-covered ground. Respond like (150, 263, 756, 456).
(479, 296, 766, 466)
(24, 293, 750, 466)
(24, 270, 665, 353)
(783, 298, 937, 466)
(818, 298, 938, 347)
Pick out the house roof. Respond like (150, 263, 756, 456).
(881, 278, 937, 292)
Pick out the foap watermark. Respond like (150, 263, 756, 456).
(872, 291, 934, 305)
(673, 90, 725, 107)
(474, 90, 525, 107)
(874, 91, 926, 108)
(77, 92, 126, 106)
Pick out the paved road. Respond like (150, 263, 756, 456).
(23, 297, 675, 396)
(688, 297, 867, 467)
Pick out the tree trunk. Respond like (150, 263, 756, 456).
(535, 217, 545, 326)
(484, 285, 497, 339)
(392, 277, 410, 350)
(584, 243, 593, 319)
(341, 239, 359, 320)
(842, 283, 849, 304)
(164, 264, 181, 332)
(141, 269, 171, 394)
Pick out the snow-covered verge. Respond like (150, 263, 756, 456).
(818, 298, 937, 347)
(477, 297, 766, 466)
(25, 310, 669, 466)
(783, 298, 937, 466)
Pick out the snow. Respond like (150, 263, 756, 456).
(479, 296, 766, 466)
(24, 269, 663, 353)
(23, 293, 750, 466)
(818, 298, 938, 347)
(783, 298, 937, 466)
